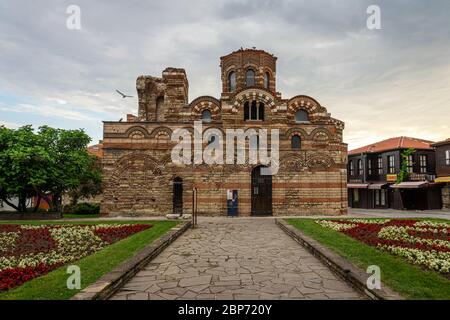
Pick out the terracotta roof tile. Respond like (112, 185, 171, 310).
(349, 136, 434, 155)
(88, 142, 104, 158)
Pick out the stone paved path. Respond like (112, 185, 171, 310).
(110, 218, 364, 300)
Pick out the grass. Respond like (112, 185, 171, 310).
(286, 218, 450, 300)
(0, 219, 178, 300)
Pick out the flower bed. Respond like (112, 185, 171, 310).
(0, 223, 151, 291)
(315, 219, 450, 274)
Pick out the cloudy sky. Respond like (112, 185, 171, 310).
(0, 0, 449, 149)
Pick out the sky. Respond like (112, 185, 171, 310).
(0, 0, 449, 150)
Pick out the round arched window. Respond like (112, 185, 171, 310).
(264, 72, 270, 89)
(202, 110, 212, 123)
(246, 69, 255, 86)
(228, 71, 236, 92)
(295, 110, 309, 123)
(291, 135, 301, 149)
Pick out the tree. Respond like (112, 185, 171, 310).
(0, 125, 102, 212)
(396, 148, 416, 184)
(0, 125, 49, 211)
(66, 157, 102, 206)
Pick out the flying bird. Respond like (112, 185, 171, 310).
(116, 90, 133, 98)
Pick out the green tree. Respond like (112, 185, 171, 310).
(0, 125, 49, 211)
(0, 125, 102, 212)
(66, 156, 102, 206)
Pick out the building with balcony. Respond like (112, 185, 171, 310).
(347, 136, 442, 210)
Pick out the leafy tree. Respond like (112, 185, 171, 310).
(66, 157, 102, 206)
(396, 148, 416, 184)
(0, 125, 102, 212)
(0, 125, 49, 211)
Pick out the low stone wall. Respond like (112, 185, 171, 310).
(71, 220, 191, 300)
(0, 213, 62, 220)
(275, 219, 403, 300)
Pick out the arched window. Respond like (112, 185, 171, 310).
(291, 135, 301, 150)
(250, 101, 257, 119)
(258, 102, 264, 121)
(156, 96, 164, 121)
(295, 110, 309, 123)
(264, 72, 270, 89)
(228, 71, 236, 92)
(244, 101, 250, 121)
(246, 69, 255, 86)
(244, 101, 264, 121)
(349, 160, 354, 176)
(201, 110, 212, 123)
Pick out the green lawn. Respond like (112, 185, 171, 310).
(0, 220, 178, 300)
(286, 218, 450, 300)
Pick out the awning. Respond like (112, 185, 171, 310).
(347, 183, 369, 189)
(435, 176, 450, 183)
(390, 181, 428, 189)
(368, 183, 390, 189)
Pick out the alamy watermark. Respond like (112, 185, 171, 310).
(171, 121, 279, 175)
(366, 265, 381, 290)
(66, 5, 82, 30)
(66, 265, 81, 289)
(367, 5, 381, 30)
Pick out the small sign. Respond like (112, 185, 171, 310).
(386, 174, 397, 182)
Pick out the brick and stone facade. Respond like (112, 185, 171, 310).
(101, 49, 348, 216)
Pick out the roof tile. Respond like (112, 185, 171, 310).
(349, 136, 434, 155)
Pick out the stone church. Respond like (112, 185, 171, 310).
(101, 49, 347, 216)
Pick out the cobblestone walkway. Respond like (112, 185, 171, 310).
(111, 218, 364, 300)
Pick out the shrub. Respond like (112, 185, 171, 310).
(64, 203, 100, 215)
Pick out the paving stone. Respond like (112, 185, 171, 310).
(234, 294, 260, 300)
(179, 275, 212, 287)
(158, 281, 179, 289)
(162, 287, 188, 296)
(289, 288, 305, 299)
(126, 292, 149, 300)
(110, 218, 364, 300)
(146, 285, 161, 294)
(186, 284, 210, 293)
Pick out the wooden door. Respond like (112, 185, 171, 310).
(251, 166, 272, 215)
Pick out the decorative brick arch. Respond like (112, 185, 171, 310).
(287, 95, 328, 123)
(309, 127, 334, 146)
(280, 153, 306, 171)
(190, 96, 221, 121)
(124, 126, 151, 139)
(285, 127, 309, 140)
(305, 152, 335, 169)
(231, 88, 276, 114)
(113, 153, 162, 176)
(149, 126, 173, 139)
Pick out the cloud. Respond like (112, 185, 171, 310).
(0, 121, 21, 129)
(0, 0, 449, 148)
(2, 103, 95, 121)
